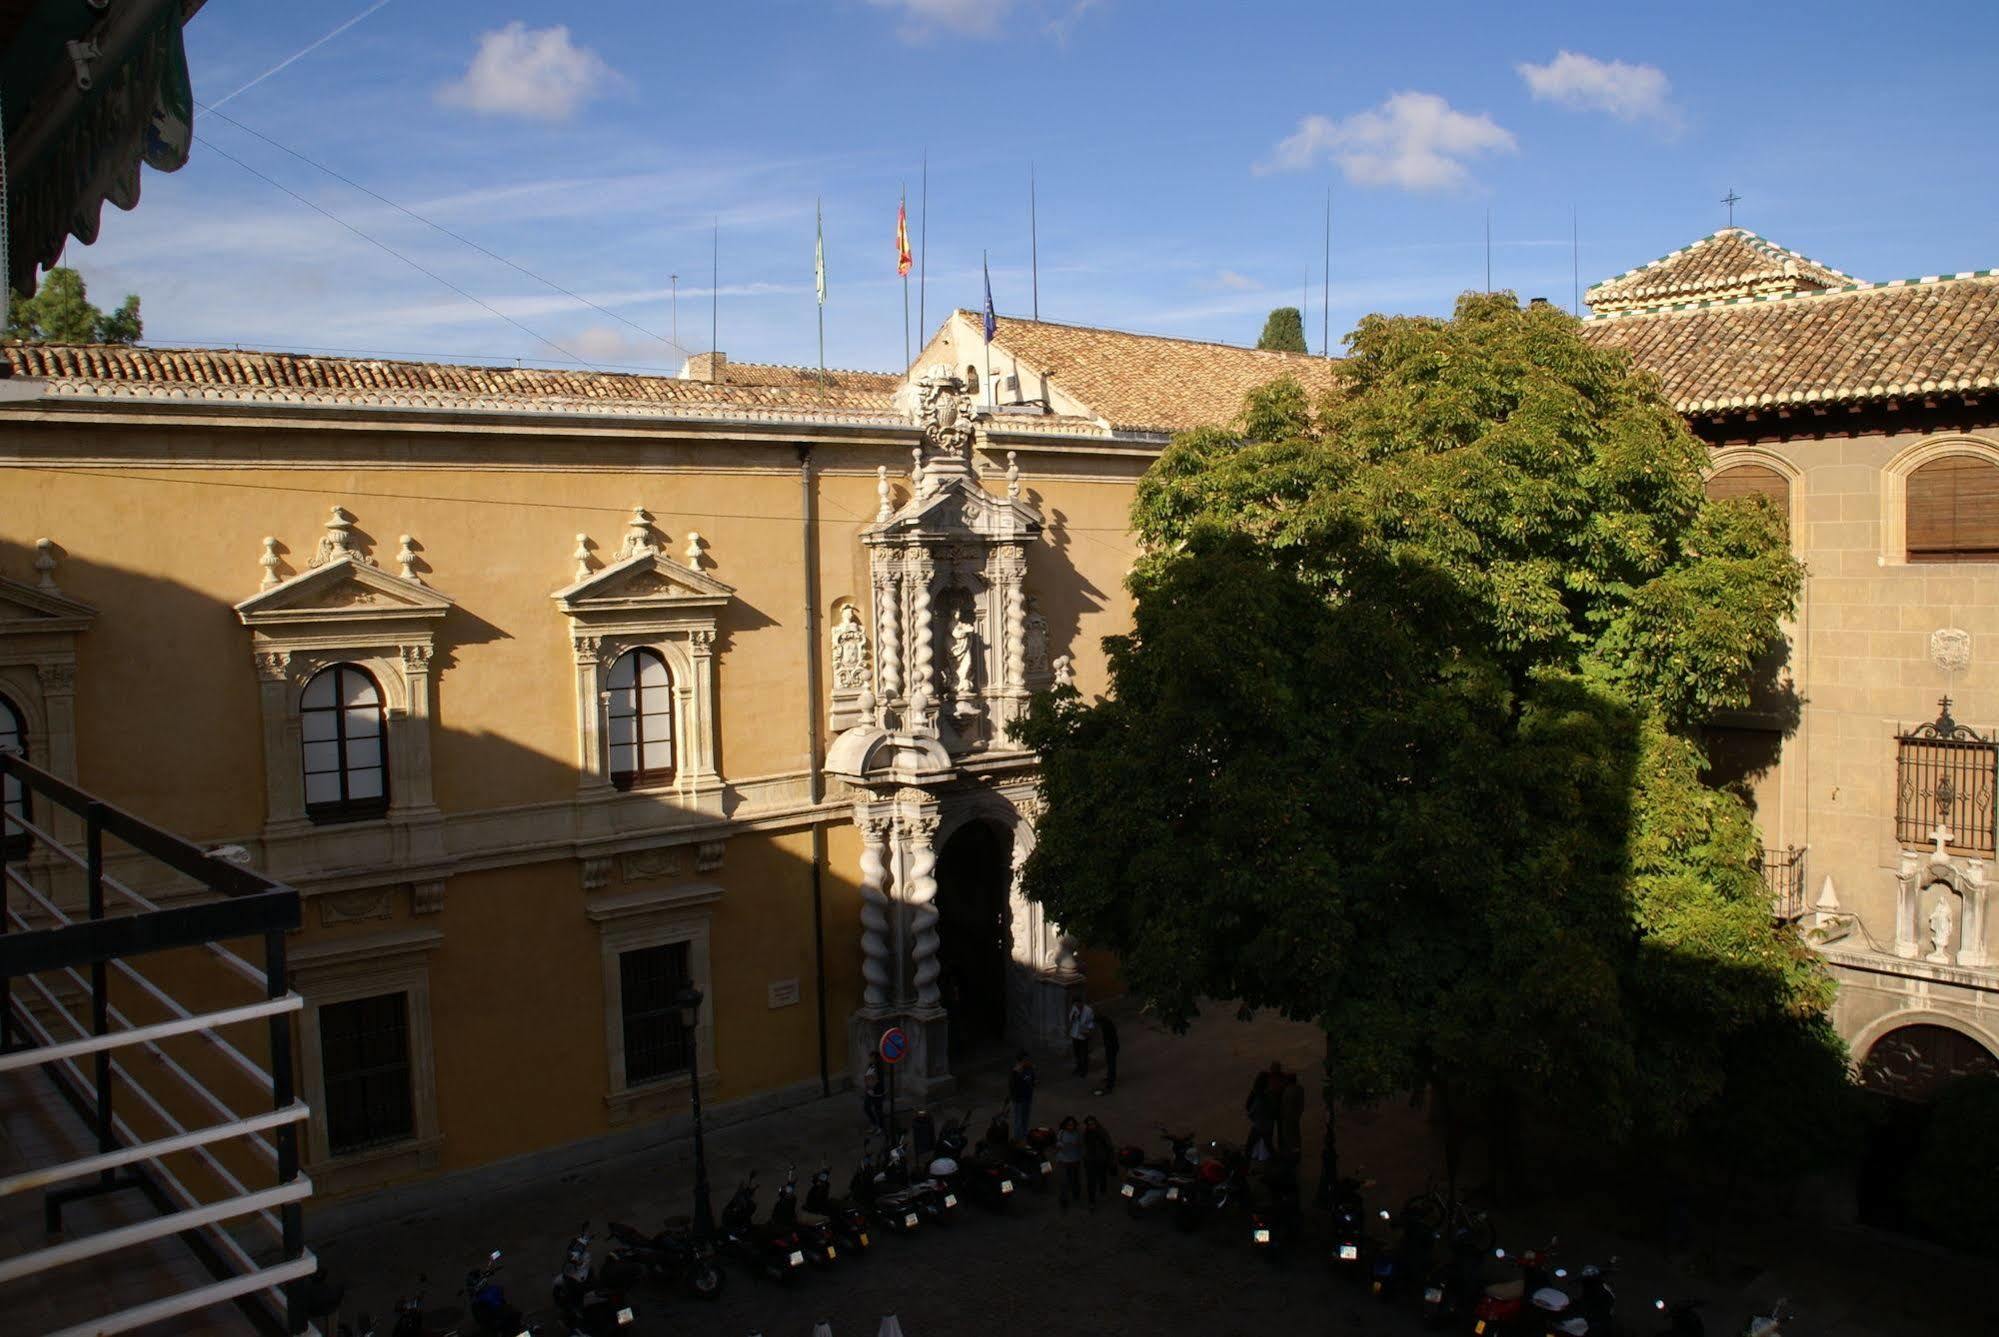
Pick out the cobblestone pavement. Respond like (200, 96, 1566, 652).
(312, 1007, 1992, 1337)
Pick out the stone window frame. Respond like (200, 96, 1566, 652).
(291, 926, 444, 1195)
(552, 550, 734, 818)
(235, 557, 452, 834)
(1879, 433, 1999, 567)
(585, 881, 721, 1127)
(1704, 446, 1803, 553)
(0, 573, 94, 852)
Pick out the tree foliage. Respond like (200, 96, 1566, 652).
(7, 267, 143, 344)
(1256, 306, 1307, 353)
(1017, 292, 1840, 1171)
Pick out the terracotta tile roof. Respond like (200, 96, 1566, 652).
(2, 343, 903, 418)
(972, 313, 1344, 433)
(1581, 271, 1999, 414)
(1585, 228, 1855, 314)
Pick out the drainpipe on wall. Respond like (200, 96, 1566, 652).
(800, 445, 830, 1098)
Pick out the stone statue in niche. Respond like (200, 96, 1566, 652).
(1928, 895, 1955, 964)
(832, 604, 870, 690)
(1052, 654, 1075, 689)
(950, 605, 977, 699)
(1023, 597, 1049, 675)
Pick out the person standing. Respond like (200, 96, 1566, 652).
(1054, 1115, 1083, 1211)
(1277, 1065, 1306, 1162)
(1068, 998, 1096, 1078)
(1008, 1051, 1037, 1141)
(1093, 1013, 1120, 1095)
(1082, 1114, 1115, 1210)
(1245, 1071, 1276, 1161)
(861, 1056, 886, 1134)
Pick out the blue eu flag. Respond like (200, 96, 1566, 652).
(982, 255, 996, 343)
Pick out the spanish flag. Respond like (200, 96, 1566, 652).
(896, 197, 913, 277)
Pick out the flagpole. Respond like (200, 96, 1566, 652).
(901, 183, 911, 370)
(711, 218, 719, 381)
(918, 151, 929, 351)
(1321, 187, 1331, 358)
(983, 249, 993, 409)
(816, 197, 827, 400)
(1030, 163, 1039, 322)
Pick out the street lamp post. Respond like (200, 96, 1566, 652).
(676, 982, 715, 1239)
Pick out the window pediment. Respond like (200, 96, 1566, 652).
(551, 551, 735, 622)
(235, 557, 454, 631)
(0, 574, 95, 636)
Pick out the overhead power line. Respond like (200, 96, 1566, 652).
(196, 100, 692, 360)
(195, 135, 600, 370)
(210, 0, 398, 108)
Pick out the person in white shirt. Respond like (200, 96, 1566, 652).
(1067, 998, 1096, 1078)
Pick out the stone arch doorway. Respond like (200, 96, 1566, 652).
(934, 819, 1013, 1058)
(1854, 1021, 1999, 1232)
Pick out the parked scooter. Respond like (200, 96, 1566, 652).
(717, 1175, 807, 1283)
(1563, 1260, 1618, 1336)
(1173, 1139, 1248, 1232)
(1368, 1201, 1438, 1302)
(1472, 1243, 1563, 1335)
(549, 1225, 636, 1335)
(1245, 1159, 1303, 1261)
(933, 1108, 1018, 1210)
(1117, 1128, 1201, 1218)
(803, 1163, 875, 1254)
(847, 1142, 924, 1236)
(1421, 1214, 1495, 1328)
(601, 1215, 725, 1301)
(1327, 1177, 1371, 1281)
(879, 1136, 959, 1226)
(767, 1163, 842, 1268)
(982, 1112, 1057, 1192)
(464, 1250, 533, 1336)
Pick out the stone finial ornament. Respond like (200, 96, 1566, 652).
(397, 535, 423, 585)
(572, 534, 592, 581)
(308, 505, 372, 568)
(33, 538, 59, 591)
(617, 506, 658, 561)
(911, 445, 926, 497)
(1052, 654, 1075, 688)
(259, 536, 282, 589)
(1006, 450, 1021, 500)
(876, 465, 893, 521)
(685, 531, 704, 564)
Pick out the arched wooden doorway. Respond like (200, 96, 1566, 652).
(934, 820, 1013, 1058)
(1854, 1021, 1999, 1232)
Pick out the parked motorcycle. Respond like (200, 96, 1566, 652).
(982, 1112, 1057, 1192)
(1245, 1159, 1303, 1261)
(601, 1215, 725, 1301)
(1369, 1201, 1438, 1302)
(879, 1136, 959, 1226)
(804, 1163, 875, 1254)
(847, 1143, 924, 1236)
(767, 1163, 842, 1267)
(549, 1225, 637, 1335)
(1420, 1213, 1495, 1328)
(1741, 1300, 1791, 1336)
(717, 1174, 808, 1283)
(1327, 1176, 1370, 1281)
(1472, 1243, 1564, 1335)
(1173, 1139, 1247, 1232)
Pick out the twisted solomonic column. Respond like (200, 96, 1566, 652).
(904, 814, 942, 1008)
(1004, 572, 1027, 691)
(858, 816, 893, 1008)
(909, 559, 936, 719)
(877, 574, 902, 705)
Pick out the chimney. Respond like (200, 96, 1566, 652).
(682, 351, 727, 382)
(1529, 297, 1551, 308)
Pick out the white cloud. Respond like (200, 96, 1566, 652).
(1045, 0, 1101, 45)
(1215, 269, 1260, 290)
(1517, 51, 1678, 127)
(868, 0, 1013, 41)
(1258, 92, 1516, 190)
(437, 22, 619, 121)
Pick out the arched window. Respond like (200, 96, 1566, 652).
(1907, 454, 1999, 562)
(1706, 463, 1790, 511)
(301, 665, 389, 822)
(607, 648, 675, 790)
(1, 694, 29, 856)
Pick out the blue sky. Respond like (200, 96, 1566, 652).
(57, 0, 1999, 374)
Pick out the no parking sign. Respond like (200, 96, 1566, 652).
(878, 1026, 908, 1064)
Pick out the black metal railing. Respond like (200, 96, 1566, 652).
(0, 749, 311, 1335)
(1760, 843, 1808, 921)
(1895, 697, 1998, 856)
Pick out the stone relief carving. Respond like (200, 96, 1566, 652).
(1930, 627, 1972, 676)
(410, 880, 446, 916)
(616, 506, 660, 561)
(581, 857, 613, 891)
(35, 662, 77, 691)
(318, 887, 393, 926)
(917, 369, 974, 459)
(1022, 598, 1049, 676)
(696, 839, 726, 873)
(832, 604, 871, 691)
(621, 847, 685, 881)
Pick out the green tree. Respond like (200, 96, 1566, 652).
(6, 267, 143, 344)
(1255, 306, 1307, 352)
(1017, 292, 1839, 1188)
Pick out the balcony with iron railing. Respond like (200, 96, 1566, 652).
(0, 749, 315, 1334)
(1760, 843, 1808, 922)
